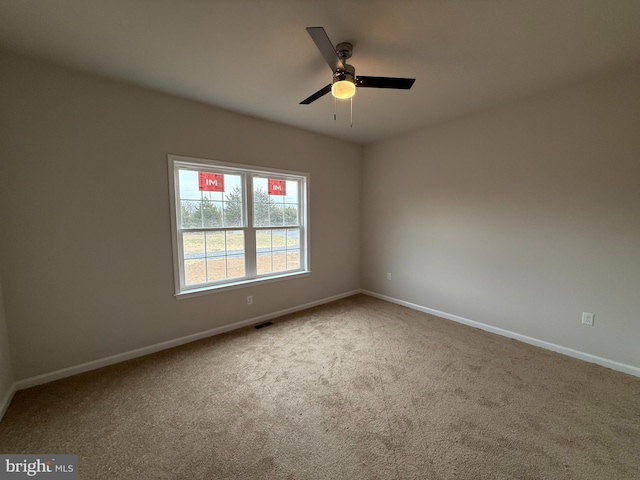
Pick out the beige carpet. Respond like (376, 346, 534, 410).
(0, 294, 638, 479)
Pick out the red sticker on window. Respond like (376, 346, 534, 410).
(268, 179, 286, 195)
(198, 172, 224, 192)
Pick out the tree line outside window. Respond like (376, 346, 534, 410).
(180, 185, 298, 229)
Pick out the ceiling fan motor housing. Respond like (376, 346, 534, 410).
(333, 63, 356, 85)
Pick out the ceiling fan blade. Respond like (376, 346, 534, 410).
(300, 84, 332, 104)
(356, 76, 416, 89)
(306, 27, 344, 72)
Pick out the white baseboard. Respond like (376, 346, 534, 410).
(362, 290, 640, 378)
(0, 382, 16, 421)
(14, 290, 361, 392)
(10, 287, 637, 412)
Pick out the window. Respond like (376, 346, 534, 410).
(168, 155, 309, 296)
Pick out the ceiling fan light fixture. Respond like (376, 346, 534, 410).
(331, 79, 356, 99)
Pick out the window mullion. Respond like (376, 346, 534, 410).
(245, 175, 257, 278)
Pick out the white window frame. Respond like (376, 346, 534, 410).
(168, 154, 310, 298)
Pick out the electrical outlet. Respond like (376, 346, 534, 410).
(581, 312, 594, 326)
(247, 295, 253, 305)
(387, 272, 392, 281)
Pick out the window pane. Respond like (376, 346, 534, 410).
(253, 177, 300, 228)
(225, 230, 245, 279)
(178, 170, 201, 200)
(206, 257, 227, 281)
(281, 179, 300, 226)
(202, 200, 222, 228)
(222, 185, 243, 227)
(287, 251, 300, 270)
(287, 228, 300, 248)
(205, 231, 225, 254)
(253, 177, 271, 227)
(287, 229, 300, 270)
(284, 180, 299, 204)
(205, 230, 244, 281)
(180, 200, 201, 228)
(271, 229, 287, 273)
(270, 205, 285, 227)
(178, 169, 243, 229)
(205, 231, 227, 281)
(284, 204, 299, 226)
(272, 229, 286, 249)
(183, 232, 207, 285)
(256, 229, 272, 274)
(183, 231, 205, 258)
(256, 229, 300, 275)
(271, 230, 287, 272)
(184, 259, 206, 285)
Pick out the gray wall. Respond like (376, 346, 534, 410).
(0, 52, 362, 380)
(362, 66, 640, 369)
(2, 49, 638, 383)
(0, 275, 14, 404)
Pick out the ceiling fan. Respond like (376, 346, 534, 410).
(300, 26, 416, 105)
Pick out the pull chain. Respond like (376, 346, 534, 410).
(350, 96, 353, 128)
(331, 95, 354, 127)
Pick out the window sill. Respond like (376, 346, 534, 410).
(174, 270, 311, 299)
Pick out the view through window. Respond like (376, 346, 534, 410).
(168, 155, 309, 295)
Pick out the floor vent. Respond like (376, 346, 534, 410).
(254, 322, 273, 329)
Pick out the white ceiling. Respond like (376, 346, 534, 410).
(1, 1, 639, 145)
